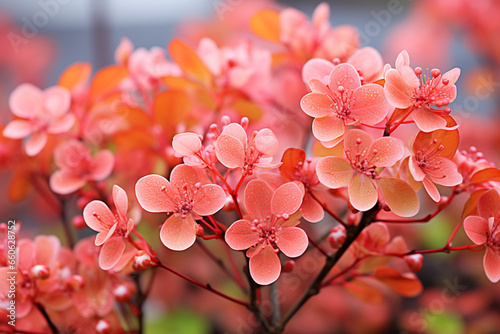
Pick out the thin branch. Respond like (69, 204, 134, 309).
(36, 303, 59, 334)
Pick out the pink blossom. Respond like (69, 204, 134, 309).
(49, 140, 114, 195)
(3, 83, 74, 156)
(384, 50, 460, 132)
(135, 164, 226, 251)
(225, 179, 308, 285)
(300, 63, 388, 148)
(83, 185, 135, 270)
(316, 129, 419, 217)
(464, 189, 500, 282)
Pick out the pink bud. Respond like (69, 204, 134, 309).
(347, 213, 358, 225)
(66, 275, 85, 291)
(96, 319, 111, 334)
(72, 215, 86, 229)
(30, 265, 50, 280)
(133, 250, 153, 271)
(113, 284, 132, 303)
(431, 68, 441, 78)
(282, 260, 295, 273)
(328, 226, 346, 248)
(77, 196, 92, 210)
(195, 224, 204, 237)
(404, 254, 423, 272)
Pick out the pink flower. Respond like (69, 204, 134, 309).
(408, 129, 462, 202)
(3, 83, 74, 156)
(83, 185, 135, 270)
(300, 63, 388, 148)
(464, 189, 500, 282)
(384, 50, 460, 132)
(215, 122, 280, 172)
(225, 179, 308, 285)
(135, 164, 226, 251)
(49, 140, 114, 195)
(316, 129, 419, 217)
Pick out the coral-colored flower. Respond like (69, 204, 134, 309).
(316, 129, 419, 217)
(384, 50, 460, 132)
(225, 179, 308, 285)
(83, 185, 135, 270)
(408, 129, 462, 202)
(300, 63, 388, 147)
(49, 140, 114, 195)
(3, 83, 74, 156)
(135, 164, 226, 251)
(215, 122, 280, 172)
(464, 189, 500, 282)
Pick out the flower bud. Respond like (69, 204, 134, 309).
(30, 265, 50, 280)
(113, 284, 132, 303)
(133, 250, 153, 271)
(72, 215, 86, 229)
(66, 275, 85, 291)
(404, 254, 423, 272)
(96, 319, 111, 334)
(282, 260, 295, 273)
(195, 224, 204, 237)
(328, 226, 346, 249)
(347, 213, 358, 226)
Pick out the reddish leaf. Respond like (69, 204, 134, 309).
(344, 277, 383, 303)
(374, 266, 423, 297)
(469, 168, 500, 185)
(231, 98, 263, 121)
(169, 39, 212, 86)
(58, 62, 92, 91)
(414, 126, 460, 159)
(280, 148, 306, 180)
(153, 90, 192, 129)
(90, 65, 128, 99)
(462, 189, 488, 219)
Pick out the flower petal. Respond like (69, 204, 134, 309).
(43, 86, 71, 117)
(300, 193, 324, 223)
(48, 113, 75, 134)
(425, 157, 462, 186)
(349, 174, 378, 212)
(225, 219, 260, 250)
(348, 47, 383, 82)
(49, 170, 86, 195)
(272, 182, 303, 216)
(25, 132, 47, 156)
(422, 177, 440, 202)
(377, 177, 419, 217)
(90, 149, 115, 180)
(160, 215, 197, 251)
(215, 134, 245, 168)
(350, 84, 388, 125)
(312, 115, 345, 142)
(244, 179, 273, 220)
(409, 155, 426, 182)
(249, 245, 281, 285)
(170, 164, 201, 189)
(34, 235, 61, 268)
(302, 58, 333, 84)
(276, 227, 308, 257)
(83, 200, 116, 232)
(113, 185, 128, 220)
(412, 108, 447, 132)
(254, 128, 279, 157)
(484, 248, 500, 283)
(99, 236, 126, 270)
(463, 216, 488, 245)
(316, 157, 354, 189)
(172, 132, 202, 156)
(384, 69, 413, 108)
(135, 174, 176, 212)
(329, 63, 361, 93)
(399, 65, 420, 88)
(300, 93, 333, 118)
(478, 189, 500, 220)
(366, 137, 404, 167)
(9, 83, 43, 118)
(344, 128, 373, 158)
(308, 78, 330, 94)
(193, 184, 226, 215)
(3, 120, 33, 139)
(221, 123, 247, 146)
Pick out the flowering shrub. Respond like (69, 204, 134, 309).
(1, 2, 500, 333)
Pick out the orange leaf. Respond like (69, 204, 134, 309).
(469, 167, 500, 185)
(344, 277, 383, 303)
(414, 127, 459, 159)
(9, 169, 32, 202)
(114, 129, 155, 149)
(169, 39, 212, 86)
(162, 76, 202, 90)
(154, 90, 192, 129)
(58, 62, 92, 91)
(280, 148, 306, 180)
(250, 9, 281, 43)
(374, 267, 423, 297)
(461, 189, 488, 219)
(231, 99, 263, 121)
(90, 65, 128, 99)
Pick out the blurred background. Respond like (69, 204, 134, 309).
(1, 0, 500, 333)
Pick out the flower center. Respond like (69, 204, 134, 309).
(345, 137, 380, 179)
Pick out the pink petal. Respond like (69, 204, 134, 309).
(478, 189, 500, 220)
(47, 113, 75, 133)
(113, 185, 128, 220)
(2, 120, 33, 139)
(320, 136, 343, 149)
(249, 245, 281, 285)
(344, 128, 373, 158)
(216, 134, 245, 168)
(99, 236, 126, 270)
(312, 114, 345, 142)
(328, 63, 361, 93)
(18, 239, 35, 269)
(198, 38, 221, 76)
(300, 193, 324, 223)
(254, 128, 279, 157)
(422, 177, 441, 202)
(244, 179, 273, 220)
(193, 184, 226, 215)
(160, 215, 197, 251)
(348, 47, 383, 82)
(399, 65, 420, 88)
(83, 200, 116, 232)
(9, 83, 43, 118)
(463, 216, 488, 245)
(257, 172, 287, 190)
(221, 123, 247, 146)
(316, 157, 354, 188)
(483, 248, 500, 283)
(25, 131, 48, 156)
(412, 108, 447, 132)
(377, 177, 420, 217)
(34, 235, 61, 267)
(300, 92, 334, 118)
(435, 85, 457, 104)
(425, 157, 462, 186)
(225, 219, 260, 250)
(135, 174, 176, 213)
(395, 50, 410, 69)
(312, 2, 330, 26)
(349, 174, 378, 212)
(366, 137, 403, 167)
(384, 69, 414, 108)
(49, 170, 86, 195)
(350, 84, 388, 125)
(170, 164, 202, 189)
(308, 78, 331, 94)
(409, 155, 426, 181)
(302, 58, 333, 84)
(95, 224, 117, 246)
(442, 68, 461, 86)
(272, 182, 303, 216)
(172, 132, 202, 156)
(90, 149, 115, 180)
(276, 227, 308, 257)
(42, 86, 71, 117)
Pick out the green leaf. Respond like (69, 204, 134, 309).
(146, 309, 210, 334)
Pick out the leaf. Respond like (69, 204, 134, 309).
(231, 98, 263, 121)
(374, 266, 423, 297)
(153, 90, 192, 129)
(250, 9, 281, 43)
(89, 65, 128, 99)
(58, 62, 92, 91)
(414, 126, 460, 159)
(469, 167, 500, 185)
(162, 76, 202, 90)
(461, 189, 487, 219)
(343, 277, 383, 303)
(114, 129, 155, 149)
(280, 148, 306, 180)
(9, 168, 32, 202)
(169, 39, 212, 86)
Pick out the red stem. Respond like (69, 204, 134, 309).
(309, 191, 347, 227)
